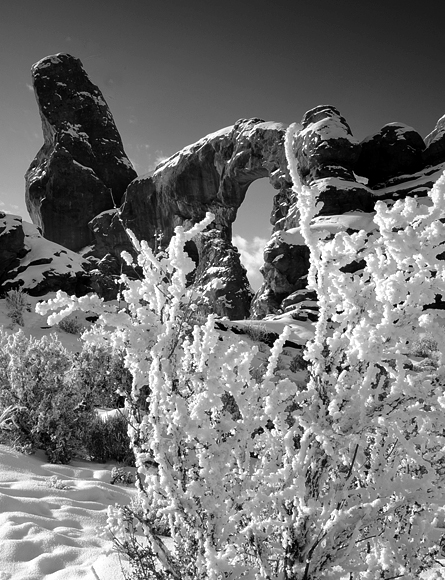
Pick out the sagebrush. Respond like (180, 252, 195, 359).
(37, 135, 445, 579)
(0, 330, 132, 463)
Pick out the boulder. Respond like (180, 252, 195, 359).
(0, 214, 91, 296)
(293, 105, 373, 216)
(296, 105, 360, 183)
(25, 53, 136, 252)
(355, 123, 425, 187)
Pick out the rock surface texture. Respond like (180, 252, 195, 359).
(25, 53, 136, 252)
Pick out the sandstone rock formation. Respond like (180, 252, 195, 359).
(253, 106, 445, 319)
(0, 212, 91, 296)
(251, 106, 373, 319)
(355, 123, 425, 187)
(25, 53, 136, 252)
(90, 104, 445, 320)
(22, 53, 445, 320)
(92, 118, 293, 319)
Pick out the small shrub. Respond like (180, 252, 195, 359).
(83, 412, 134, 465)
(243, 321, 269, 343)
(57, 316, 84, 335)
(46, 475, 70, 490)
(289, 350, 308, 372)
(0, 329, 96, 463)
(69, 344, 131, 408)
(110, 466, 135, 485)
(410, 334, 439, 358)
(107, 503, 171, 580)
(4, 288, 29, 327)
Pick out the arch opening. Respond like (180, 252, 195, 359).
(232, 177, 274, 291)
(184, 239, 199, 285)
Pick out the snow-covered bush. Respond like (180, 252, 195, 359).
(69, 343, 131, 408)
(110, 466, 135, 485)
(57, 314, 84, 335)
(4, 288, 30, 327)
(84, 412, 133, 465)
(37, 130, 445, 578)
(0, 329, 96, 462)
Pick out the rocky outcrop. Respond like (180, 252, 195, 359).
(0, 213, 27, 283)
(253, 106, 445, 319)
(92, 104, 443, 320)
(191, 230, 254, 320)
(92, 118, 293, 319)
(355, 123, 425, 187)
(250, 106, 374, 318)
(25, 53, 136, 252)
(0, 213, 91, 296)
(21, 53, 445, 321)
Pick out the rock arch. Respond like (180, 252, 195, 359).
(25, 54, 445, 321)
(93, 118, 300, 319)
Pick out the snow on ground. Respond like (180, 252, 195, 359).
(0, 297, 136, 579)
(2, 295, 445, 578)
(0, 444, 136, 580)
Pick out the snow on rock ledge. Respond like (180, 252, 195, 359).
(0, 212, 90, 296)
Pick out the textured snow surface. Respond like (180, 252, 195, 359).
(0, 444, 135, 580)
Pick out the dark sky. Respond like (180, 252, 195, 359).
(1, 0, 444, 287)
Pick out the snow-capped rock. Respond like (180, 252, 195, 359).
(0, 213, 90, 296)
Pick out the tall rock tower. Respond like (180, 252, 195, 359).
(25, 53, 137, 251)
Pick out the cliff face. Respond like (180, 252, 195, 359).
(25, 53, 136, 252)
(21, 54, 445, 319)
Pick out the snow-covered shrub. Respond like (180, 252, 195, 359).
(57, 314, 84, 335)
(46, 475, 70, 490)
(0, 329, 96, 463)
(243, 321, 269, 343)
(277, 123, 445, 578)
(410, 333, 439, 359)
(4, 288, 30, 326)
(69, 343, 131, 408)
(84, 412, 133, 465)
(110, 466, 135, 485)
(37, 136, 445, 580)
